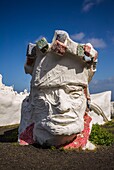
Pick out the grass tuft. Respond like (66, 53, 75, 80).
(89, 122, 114, 146)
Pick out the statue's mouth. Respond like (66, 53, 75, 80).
(48, 114, 78, 125)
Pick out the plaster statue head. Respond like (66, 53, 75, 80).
(19, 30, 98, 147)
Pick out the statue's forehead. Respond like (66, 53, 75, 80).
(37, 50, 86, 71)
(33, 52, 89, 88)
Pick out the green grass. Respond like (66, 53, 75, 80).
(89, 120, 114, 146)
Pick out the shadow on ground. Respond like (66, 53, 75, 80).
(0, 125, 18, 142)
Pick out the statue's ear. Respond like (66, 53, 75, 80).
(24, 63, 33, 75)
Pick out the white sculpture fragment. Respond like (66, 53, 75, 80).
(90, 91, 111, 124)
(0, 74, 28, 126)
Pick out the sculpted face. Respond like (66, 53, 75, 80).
(19, 30, 98, 147)
(42, 85, 86, 122)
(32, 85, 87, 145)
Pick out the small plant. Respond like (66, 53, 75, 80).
(50, 146, 56, 150)
(89, 124, 114, 146)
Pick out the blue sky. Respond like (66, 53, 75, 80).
(0, 0, 114, 100)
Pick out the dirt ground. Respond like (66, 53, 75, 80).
(0, 125, 114, 170)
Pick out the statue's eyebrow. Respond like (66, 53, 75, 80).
(63, 85, 82, 93)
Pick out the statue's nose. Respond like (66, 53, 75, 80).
(56, 89, 70, 114)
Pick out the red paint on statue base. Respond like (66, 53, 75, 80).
(19, 123, 35, 145)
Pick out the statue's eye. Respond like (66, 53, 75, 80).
(45, 89, 59, 105)
(69, 91, 81, 99)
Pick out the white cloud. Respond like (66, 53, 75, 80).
(87, 38, 106, 48)
(82, 0, 104, 12)
(71, 32, 85, 41)
(82, 2, 94, 12)
(70, 32, 106, 49)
